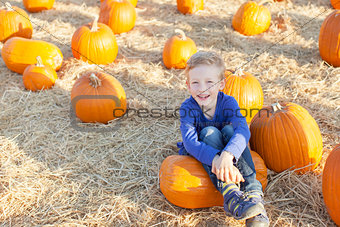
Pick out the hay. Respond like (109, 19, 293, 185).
(0, 0, 339, 226)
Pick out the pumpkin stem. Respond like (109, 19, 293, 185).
(91, 15, 99, 32)
(5, 2, 13, 11)
(234, 68, 244, 77)
(258, 0, 273, 5)
(89, 73, 102, 88)
(271, 102, 282, 112)
(175, 29, 187, 40)
(36, 56, 44, 67)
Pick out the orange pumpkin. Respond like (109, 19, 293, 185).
(250, 150, 268, 190)
(177, 0, 203, 14)
(23, 0, 55, 13)
(162, 29, 197, 69)
(330, 0, 340, 9)
(1, 37, 63, 74)
(71, 72, 127, 123)
(222, 69, 263, 123)
(0, 2, 32, 43)
(322, 144, 340, 226)
(319, 10, 340, 67)
(249, 102, 323, 174)
(159, 153, 267, 209)
(99, 0, 136, 34)
(101, 0, 137, 7)
(71, 16, 118, 65)
(22, 56, 58, 91)
(232, 1, 271, 36)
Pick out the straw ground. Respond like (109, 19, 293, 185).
(0, 0, 339, 226)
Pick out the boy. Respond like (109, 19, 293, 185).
(177, 51, 269, 227)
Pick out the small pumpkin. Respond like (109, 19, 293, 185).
(232, 0, 271, 36)
(71, 16, 118, 65)
(71, 72, 127, 123)
(23, 0, 55, 13)
(330, 0, 340, 9)
(1, 37, 63, 74)
(319, 10, 340, 67)
(99, 0, 136, 34)
(222, 69, 263, 123)
(22, 56, 58, 91)
(162, 29, 197, 69)
(101, 0, 137, 7)
(0, 2, 33, 43)
(322, 144, 340, 226)
(250, 102, 323, 174)
(159, 153, 267, 209)
(177, 0, 203, 14)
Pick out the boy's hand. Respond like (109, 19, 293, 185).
(212, 151, 245, 184)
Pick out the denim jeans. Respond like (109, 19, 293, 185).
(181, 125, 263, 195)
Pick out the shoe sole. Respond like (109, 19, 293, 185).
(235, 202, 265, 221)
(246, 220, 270, 227)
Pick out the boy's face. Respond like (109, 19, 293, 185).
(187, 64, 225, 109)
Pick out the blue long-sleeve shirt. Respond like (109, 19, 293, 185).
(177, 92, 250, 166)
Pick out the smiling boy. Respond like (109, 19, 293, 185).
(177, 51, 269, 227)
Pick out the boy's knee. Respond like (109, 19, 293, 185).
(222, 124, 234, 137)
(200, 126, 220, 138)
(200, 126, 220, 136)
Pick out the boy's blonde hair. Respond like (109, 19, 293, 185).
(185, 51, 226, 81)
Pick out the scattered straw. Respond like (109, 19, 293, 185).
(0, 0, 339, 226)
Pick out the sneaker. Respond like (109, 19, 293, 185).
(244, 192, 269, 227)
(246, 212, 270, 227)
(224, 191, 265, 220)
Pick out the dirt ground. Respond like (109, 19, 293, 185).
(0, 0, 339, 226)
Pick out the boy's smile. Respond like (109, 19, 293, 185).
(187, 64, 225, 116)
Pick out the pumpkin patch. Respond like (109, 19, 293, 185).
(0, 0, 337, 225)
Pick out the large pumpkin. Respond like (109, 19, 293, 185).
(0, 3, 33, 43)
(99, 0, 136, 34)
(23, 0, 55, 13)
(1, 37, 63, 74)
(159, 153, 267, 209)
(222, 70, 263, 123)
(330, 0, 340, 9)
(232, 1, 271, 36)
(319, 10, 340, 67)
(71, 16, 118, 65)
(162, 29, 197, 69)
(249, 102, 323, 174)
(177, 0, 203, 14)
(22, 56, 58, 91)
(322, 144, 340, 226)
(71, 72, 127, 123)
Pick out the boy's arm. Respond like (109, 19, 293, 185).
(179, 105, 220, 166)
(222, 96, 250, 161)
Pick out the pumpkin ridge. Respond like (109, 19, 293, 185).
(329, 13, 338, 64)
(283, 110, 304, 171)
